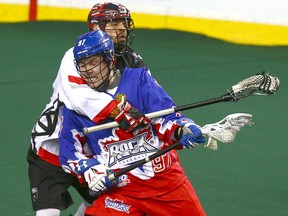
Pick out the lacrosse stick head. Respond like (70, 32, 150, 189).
(201, 113, 253, 150)
(227, 72, 280, 101)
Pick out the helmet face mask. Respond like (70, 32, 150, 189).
(104, 18, 134, 55)
(75, 55, 113, 91)
(87, 3, 135, 55)
(73, 30, 116, 92)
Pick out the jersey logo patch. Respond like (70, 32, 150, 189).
(105, 196, 131, 213)
(102, 132, 158, 168)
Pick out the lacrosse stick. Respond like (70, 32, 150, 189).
(202, 113, 253, 150)
(83, 72, 280, 134)
(83, 72, 279, 134)
(107, 113, 252, 181)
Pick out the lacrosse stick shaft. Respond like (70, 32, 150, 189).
(108, 142, 182, 180)
(84, 94, 232, 134)
(175, 94, 232, 111)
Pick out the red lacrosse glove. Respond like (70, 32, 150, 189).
(110, 94, 150, 133)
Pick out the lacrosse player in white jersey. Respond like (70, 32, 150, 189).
(27, 3, 149, 216)
(59, 29, 206, 216)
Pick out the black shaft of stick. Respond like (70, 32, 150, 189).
(175, 94, 233, 112)
(113, 142, 182, 178)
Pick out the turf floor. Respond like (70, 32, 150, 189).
(0, 21, 287, 215)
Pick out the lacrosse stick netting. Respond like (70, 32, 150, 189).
(201, 113, 253, 150)
(229, 72, 280, 100)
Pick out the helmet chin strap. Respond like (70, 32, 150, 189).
(108, 69, 121, 89)
(114, 43, 126, 56)
(94, 65, 120, 92)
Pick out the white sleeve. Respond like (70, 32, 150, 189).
(57, 48, 114, 121)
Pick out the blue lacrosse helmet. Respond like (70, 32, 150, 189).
(73, 29, 114, 63)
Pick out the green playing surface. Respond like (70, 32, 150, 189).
(0, 21, 287, 215)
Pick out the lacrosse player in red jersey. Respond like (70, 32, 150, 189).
(27, 3, 149, 216)
(59, 29, 207, 216)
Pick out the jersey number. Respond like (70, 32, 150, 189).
(152, 153, 172, 173)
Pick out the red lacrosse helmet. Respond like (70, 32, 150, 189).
(87, 2, 134, 31)
(87, 2, 135, 54)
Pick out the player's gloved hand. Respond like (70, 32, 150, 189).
(110, 93, 150, 132)
(176, 118, 206, 148)
(84, 164, 118, 193)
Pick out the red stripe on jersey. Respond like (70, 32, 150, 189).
(154, 123, 180, 145)
(68, 75, 86, 84)
(92, 100, 119, 123)
(38, 147, 60, 166)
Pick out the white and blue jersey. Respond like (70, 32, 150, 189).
(59, 67, 189, 198)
